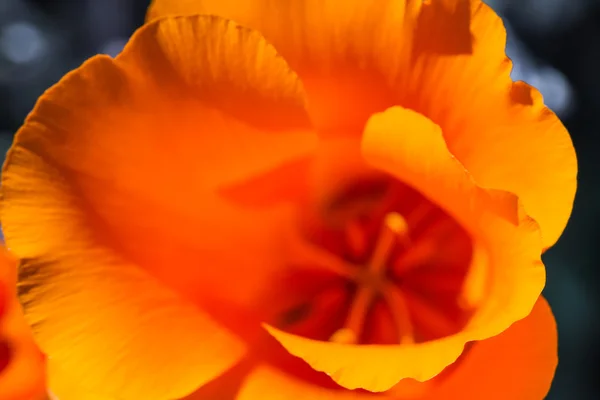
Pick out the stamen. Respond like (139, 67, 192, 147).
(383, 284, 415, 344)
(385, 212, 409, 235)
(330, 212, 412, 345)
(369, 212, 410, 275)
(405, 201, 434, 231)
(345, 220, 368, 259)
(329, 328, 357, 344)
(393, 217, 454, 276)
(393, 239, 437, 275)
(330, 287, 375, 344)
(399, 289, 459, 340)
(289, 230, 360, 280)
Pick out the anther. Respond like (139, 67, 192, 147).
(329, 286, 375, 344)
(369, 212, 410, 275)
(385, 212, 409, 235)
(329, 328, 358, 344)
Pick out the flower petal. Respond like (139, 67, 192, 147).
(14, 242, 245, 400)
(148, 0, 577, 248)
(241, 296, 556, 400)
(432, 296, 557, 400)
(146, 0, 418, 133)
(265, 106, 544, 392)
(401, 0, 577, 248)
(50, 294, 556, 400)
(237, 365, 372, 400)
(1, 15, 317, 400)
(47, 361, 115, 400)
(0, 249, 47, 400)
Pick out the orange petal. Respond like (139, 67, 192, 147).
(14, 246, 245, 400)
(148, 0, 578, 248)
(237, 365, 373, 400)
(146, 0, 418, 133)
(2, 15, 318, 400)
(50, 356, 252, 400)
(146, 0, 418, 78)
(0, 249, 47, 400)
(431, 296, 557, 400)
(47, 361, 115, 400)
(401, 0, 577, 248)
(146, 0, 418, 72)
(265, 106, 544, 392)
(240, 296, 556, 400)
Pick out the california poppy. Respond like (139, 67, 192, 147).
(0, 0, 576, 399)
(0, 248, 46, 400)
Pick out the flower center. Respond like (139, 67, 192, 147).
(275, 174, 474, 345)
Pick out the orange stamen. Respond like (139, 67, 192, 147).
(345, 220, 367, 259)
(330, 212, 411, 344)
(288, 229, 360, 280)
(369, 212, 409, 275)
(382, 284, 415, 344)
(330, 287, 375, 344)
(393, 238, 437, 275)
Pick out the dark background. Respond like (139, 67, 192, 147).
(1, 0, 598, 398)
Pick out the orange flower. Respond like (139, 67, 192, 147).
(0, 248, 46, 400)
(0, 0, 576, 399)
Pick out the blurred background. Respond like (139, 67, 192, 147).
(0, 0, 598, 398)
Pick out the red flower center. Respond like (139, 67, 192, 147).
(275, 174, 475, 346)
